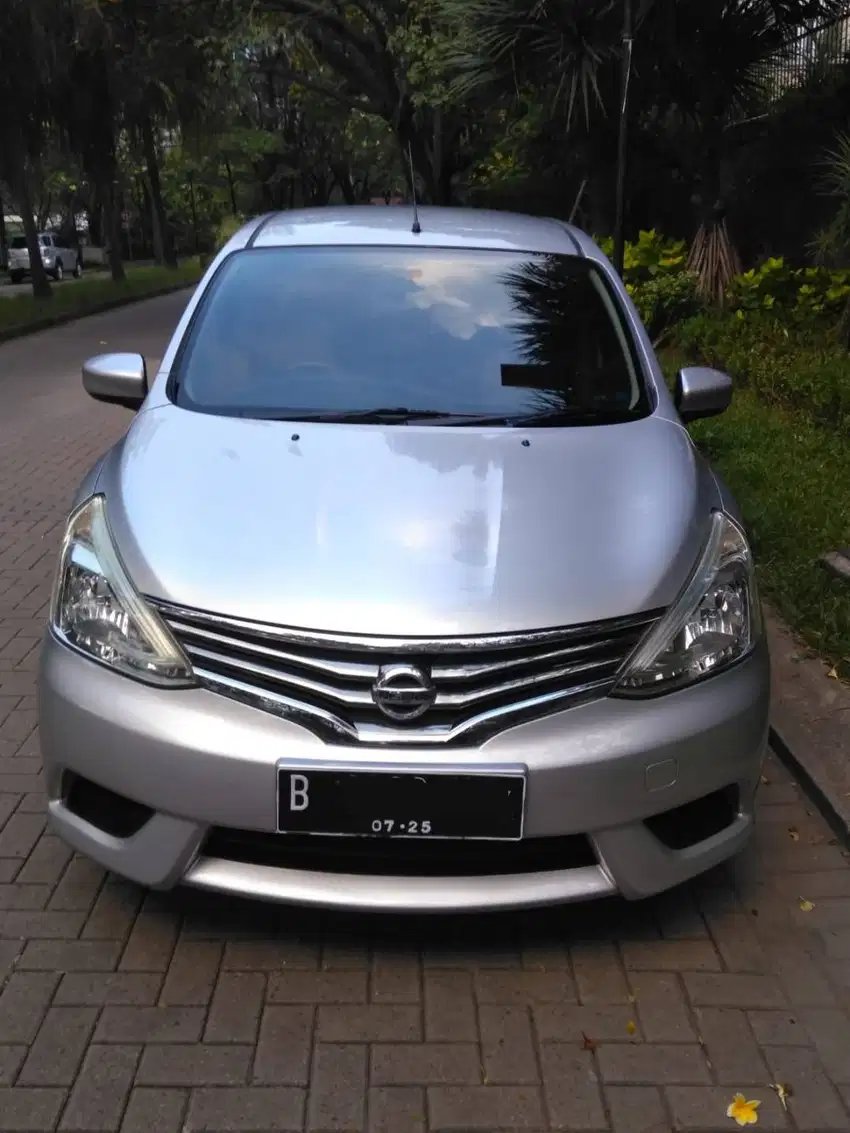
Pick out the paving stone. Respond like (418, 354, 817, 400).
(119, 896, 180, 971)
(746, 1009, 809, 1046)
(428, 1085, 545, 1130)
(0, 1086, 65, 1132)
(60, 1044, 140, 1131)
(683, 972, 788, 1009)
(204, 972, 265, 1043)
(370, 952, 421, 1004)
(55, 972, 162, 1006)
(604, 1085, 667, 1133)
(222, 938, 320, 971)
(423, 971, 477, 1041)
(186, 1086, 305, 1131)
(535, 1003, 639, 1043)
(0, 972, 58, 1043)
(18, 940, 121, 971)
(622, 939, 721, 972)
(798, 1008, 850, 1083)
(252, 1006, 314, 1086)
(94, 1006, 206, 1044)
(81, 878, 143, 941)
(597, 1043, 711, 1084)
(370, 1043, 480, 1086)
(18, 1006, 98, 1085)
(570, 943, 630, 1003)
(475, 969, 575, 1004)
(540, 1045, 606, 1130)
(0, 1044, 26, 1084)
(631, 971, 695, 1042)
(120, 1088, 188, 1133)
(137, 1045, 252, 1087)
(694, 1007, 767, 1084)
(317, 1005, 421, 1042)
(479, 1006, 539, 1084)
(367, 1087, 425, 1133)
(308, 1044, 367, 1132)
(160, 941, 222, 1007)
(268, 971, 367, 1004)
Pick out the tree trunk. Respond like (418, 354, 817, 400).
(17, 176, 52, 299)
(225, 159, 238, 215)
(141, 113, 177, 268)
(100, 174, 126, 282)
(0, 197, 7, 271)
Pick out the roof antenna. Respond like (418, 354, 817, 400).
(407, 144, 421, 235)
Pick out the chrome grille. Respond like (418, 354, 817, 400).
(152, 600, 658, 746)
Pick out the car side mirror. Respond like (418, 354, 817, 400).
(82, 353, 148, 410)
(674, 367, 732, 423)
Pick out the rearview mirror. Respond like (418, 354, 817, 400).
(82, 353, 148, 410)
(674, 367, 732, 423)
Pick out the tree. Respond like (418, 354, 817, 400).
(0, 0, 56, 298)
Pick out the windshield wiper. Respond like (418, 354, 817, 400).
(501, 407, 642, 427)
(243, 408, 500, 424)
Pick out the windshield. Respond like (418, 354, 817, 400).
(172, 246, 650, 425)
(10, 238, 27, 250)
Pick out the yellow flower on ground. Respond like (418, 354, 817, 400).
(727, 1094, 761, 1126)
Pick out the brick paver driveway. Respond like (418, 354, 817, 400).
(2, 293, 850, 1133)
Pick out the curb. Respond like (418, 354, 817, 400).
(770, 723, 850, 849)
(0, 280, 199, 345)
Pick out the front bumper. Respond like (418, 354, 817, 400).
(38, 632, 770, 912)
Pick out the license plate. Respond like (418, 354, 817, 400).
(277, 767, 526, 840)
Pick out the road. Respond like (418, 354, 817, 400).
(1, 293, 850, 1132)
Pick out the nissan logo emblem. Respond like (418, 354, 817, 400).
(372, 663, 436, 722)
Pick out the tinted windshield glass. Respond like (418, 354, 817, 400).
(10, 238, 27, 250)
(173, 247, 649, 423)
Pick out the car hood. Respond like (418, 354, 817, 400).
(98, 405, 720, 636)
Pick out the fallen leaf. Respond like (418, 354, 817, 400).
(581, 1032, 597, 1052)
(788, 827, 800, 841)
(769, 1083, 792, 1112)
(760, 774, 770, 785)
(827, 666, 839, 679)
(99, 340, 107, 345)
(726, 1093, 761, 1126)
(626, 1020, 637, 1035)
(799, 898, 815, 912)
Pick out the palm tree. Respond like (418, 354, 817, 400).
(440, 0, 847, 299)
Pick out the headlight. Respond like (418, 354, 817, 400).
(613, 511, 761, 696)
(50, 495, 194, 686)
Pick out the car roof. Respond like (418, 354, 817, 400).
(240, 206, 600, 259)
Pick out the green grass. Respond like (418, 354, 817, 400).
(0, 258, 203, 336)
(661, 347, 850, 678)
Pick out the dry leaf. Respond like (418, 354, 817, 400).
(827, 666, 839, 679)
(760, 774, 770, 785)
(726, 1093, 761, 1126)
(581, 1032, 597, 1052)
(788, 827, 800, 841)
(626, 1020, 637, 1035)
(769, 1083, 792, 1112)
(799, 898, 815, 912)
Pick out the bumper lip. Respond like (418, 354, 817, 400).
(183, 856, 617, 912)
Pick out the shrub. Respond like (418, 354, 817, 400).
(726, 257, 850, 320)
(673, 311, 850, 430)
(628, 271, 702, 341)
(598, 229, 689, 283)
(214, 214, 246, 252)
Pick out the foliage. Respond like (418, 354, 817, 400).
(214, 213, 246, 251)
(672, 310, 850, 431)
(727, 256, 850, 317)
(598, 229, 689, 283)
(629, 272, 702, 341)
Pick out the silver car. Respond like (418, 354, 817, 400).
(38, 207, 770, 913)
(8, 232, 82, 283)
